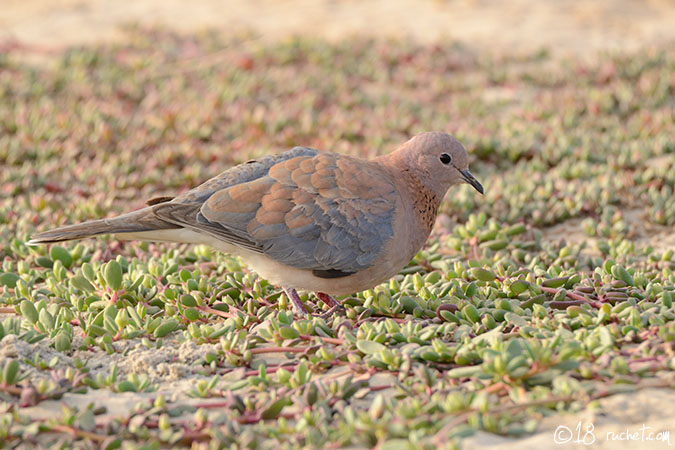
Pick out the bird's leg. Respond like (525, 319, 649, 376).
(284, 288, 309, 315)
(283, 289, 344, 318)
(314, 292, 345, 318)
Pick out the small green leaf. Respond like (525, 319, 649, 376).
(0, 272, 20, 289)
(506, 223, 527, 236)
(399, 296, 419, 314)
(439, 309, 460, 323)
(504, 312, 527, 328)
(279, 326, 299, 340)
(470, 268, 496, 282)
(39, 308, 55, 330)
(598, 326, 614, 347)
(50, 246, 72, 269)
(420, 350, 440, 361)
(116, 380, 137, 392)
(103, 438, 122, 450)
(71, 275, 95, 292)
(104, 260, 123, 291)
(180, 294, 197, 307)
(509, 280, 530, 296)
(35, 256, 53, 269)
(2, 359, 19, 384)
(20, 300, 39, 324)
(153, 319, 179, 338)
(462, 304, 480, 323)
(480, 239, 508, 251)
(184, 308, 200, 321)
(54, 331, 71, 352)
(82, 263, 96, 282)
(446, 365, 482, 378)
(356, 340, 386, 355)
(260, 397, 289, 419)
(179, 269, 192, 282)
(611, 265, 634, 286)
(542, 277, 569, 288)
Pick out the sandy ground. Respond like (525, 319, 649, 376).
(543, 208, 675, 255)
(2, 0, 674, 448)
(464, 386, 675, 450)
(3, 330, 674, 448)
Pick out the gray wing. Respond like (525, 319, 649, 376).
(154, 148, 397, 273)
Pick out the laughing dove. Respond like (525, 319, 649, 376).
(28, 132, 483, 314)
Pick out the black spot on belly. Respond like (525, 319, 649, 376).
(312, 269, 355, 279)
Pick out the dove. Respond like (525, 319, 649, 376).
(28, 131, 483, 315)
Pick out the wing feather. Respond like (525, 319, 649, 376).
(153, 147, 397, 273)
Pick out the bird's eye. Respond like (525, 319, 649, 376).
(439, 153, 452, 165)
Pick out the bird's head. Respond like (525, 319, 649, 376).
(389, 131, 484, 198)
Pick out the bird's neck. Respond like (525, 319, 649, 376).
(401, 168, 442, 236)
(376, 155, 442, 236)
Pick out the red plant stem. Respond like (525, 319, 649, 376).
(627, 356, 661, 364)
(196, 306, 236, 319)
(179, 431, 211, 444)
(469, 236, 480, 260)
(541, 286, 603, 307)
(249, 346, 311, 355)
(369, 385, 392, 392)
(189, 401, 233, 410)
(0, 384, 22, 395)
(49, 425, 108, 443)
(300, 335, 344, 345)
(541, 286, 586, 301)
(238, 412, 297, 424)
(220, 361, 300, 376)
(478, 381, 508, 394)
(549, 300, 587, 309)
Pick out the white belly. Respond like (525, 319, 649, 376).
(116, 228, 413, 296)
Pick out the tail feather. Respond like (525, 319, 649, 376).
(26, 207, 180, 246)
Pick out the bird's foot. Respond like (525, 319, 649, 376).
(312, 303, 345, 320)
(284, 289, 345, 318)
(313, 292, 345, 319)
(285, 288, 310, 316)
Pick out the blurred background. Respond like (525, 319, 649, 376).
(2, 0, 675, 56)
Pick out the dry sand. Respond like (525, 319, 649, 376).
(464, 386, 675, 449)
(3, 330, 674, 449)
(2, 1, 674, 448)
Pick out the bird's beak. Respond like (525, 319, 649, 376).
(461, 169, 484, 195)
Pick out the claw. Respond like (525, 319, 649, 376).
(312, 303, 346, 320)
(283, 289, 345, 318)
(313, 292, 345, 318)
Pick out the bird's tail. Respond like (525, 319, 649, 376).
(26, 207, 179, 246)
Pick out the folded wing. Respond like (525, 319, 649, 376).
(154, 147, 397, 273)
